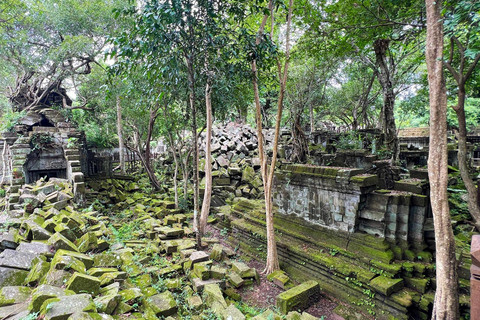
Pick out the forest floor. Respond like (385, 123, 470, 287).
(206, 225, 345, 319)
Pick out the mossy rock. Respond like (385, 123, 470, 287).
(145, 290, 177, 317)
(0, 286, 31, 307)
(276, 280, 320, 314)
(369, 276, 404, 296)
(66, 273, 101, 296)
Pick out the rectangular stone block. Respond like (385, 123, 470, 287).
(276, 281, 320, 314)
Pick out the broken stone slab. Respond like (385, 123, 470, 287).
(48, 233, 79, 252)
(87, 267, 119, 278)
(40, 294, 96, 320)
(193, 261, 211, 281)
(192, 278, 226, 294)
(276, 280, 321, 314)
(222, 304, 246, 320)
(156, 226, 184, 238)
(189, 251, 210, 265)
(203, 283, 227, 309)
(0, 301, 29, 320)
(187, 295, 203, 311)
(145, 290, 177, 317)
(29, 285, 73, 313)
(0, 286, 31, 307)
(267, 270, 291, 289)
(210, 265, 226, 280)
(93, 253, 122, 268)
(231, 261, 250, 277)
(25, 259, 50, 285)
(67, 312, 115, 320)
(119, 288, 143, 303)
(17, 242, 54, 257)
(93, 293, 121, 314)
(0, 230, 18, 250)
(54, 249, 94, 269)
(210, 244, 224, 261)
(0, 249, 38, 270)
(51, 255, 86, 274)
(227, 272, 245, 288)
(40, 269, 71, 287)
(66, 273, 101, 296)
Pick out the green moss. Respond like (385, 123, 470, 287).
(369, 276, 404, 296)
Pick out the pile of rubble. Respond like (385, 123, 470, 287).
(0, 178, 322, 320)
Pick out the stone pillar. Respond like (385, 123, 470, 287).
(471, 235, 480, 320)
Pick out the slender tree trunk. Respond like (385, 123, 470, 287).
(251, 0, 293, 275)
(373, 39, 399, 161)
(452, 85, 480, 230)
(116, 95, 126, 174)
(309, 103, 314, 132)
(186, 56, 200, 247)
(425, 1, 459, 318)
(199, 78, 213, 236)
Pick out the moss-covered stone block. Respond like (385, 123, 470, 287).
(227, 272, 244, 288)
(0, 286, 31, 306)
(276, 280, 320, 314)
(93, 294, 121, 314)
(54, 250, 93, 269)
(210, 266, 226, 280)
(51, 255, 86, 274)
(145, 291, 177, 317)
(193, 261, 211, 280)
(40, 294, 96, 320)
(369, 276, 404, 296)
(203, 284, 227, 309)
(119, 288, 143, 303)
(404, 277, 429, 294)
(29, 285, 72, 313)
(25, 259, 50, 285)
(66, 273, 101, 296)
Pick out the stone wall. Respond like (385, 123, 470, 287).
(274, 164, 377, 233)
(273, 164, 429, 247)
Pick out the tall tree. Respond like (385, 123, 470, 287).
(442, 0, 480, 230)
(425, 0, 459, 318)
(251, 0, 294, 274)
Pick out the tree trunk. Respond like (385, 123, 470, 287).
(186, 56, 200, 247)
(116, 95, 126, 175)
(199, 79, 213, 237)
(373, 39, 399, 161)
(452, 83, 480, 231)
(425, 1, 460, 318)
(309, 103, 314, 132)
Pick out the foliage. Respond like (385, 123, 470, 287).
(335, 131, 363, 150)
(30, 133, 53, 151)
(0, 109, 25, 132)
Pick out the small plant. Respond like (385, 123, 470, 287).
(66, 137, 78, 148)
(335, 131, 363, 150)
(220, 227, 228, 237)
(0, 188, 5, 197)
(30, 133, 53, 151)
(329, 248, 338, 256)
(19, 312, 39, 320)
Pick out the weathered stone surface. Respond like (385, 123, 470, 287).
(48, 233, 79, 252)
(29, 285, 71, 313)
(25, 259, 50, 285)
(51, 255, 86, 273)
(0, 267, 29, 286)
(40, 294, 96, 320)
(0, 286, 31, 306)
(0, 302, 29, 319)
(119, 288, 143, 303)
(203, 283, 227, 309)
(93, 253, 122, 267)
(276, 280, 320, 314)
(93, 294, 121, 314)
(210, 244, 224, 261)
(227, 272, 244, 288)
(370, 276, 404, 296)
(222, 304, 246, 320)
(67, 312, 115, 320)
(17, 242, 54, 257)
(66, 273, 101, 296)
(0, 249, 37, 270)
(145, 291, 177, 317)
(210, 265, 226, 280)
(189, 251, 210, 264)
(55, 249, 94, 269)
(193, 261, 211, 280)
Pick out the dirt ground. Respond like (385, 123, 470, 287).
(206, 225, 345, 319)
